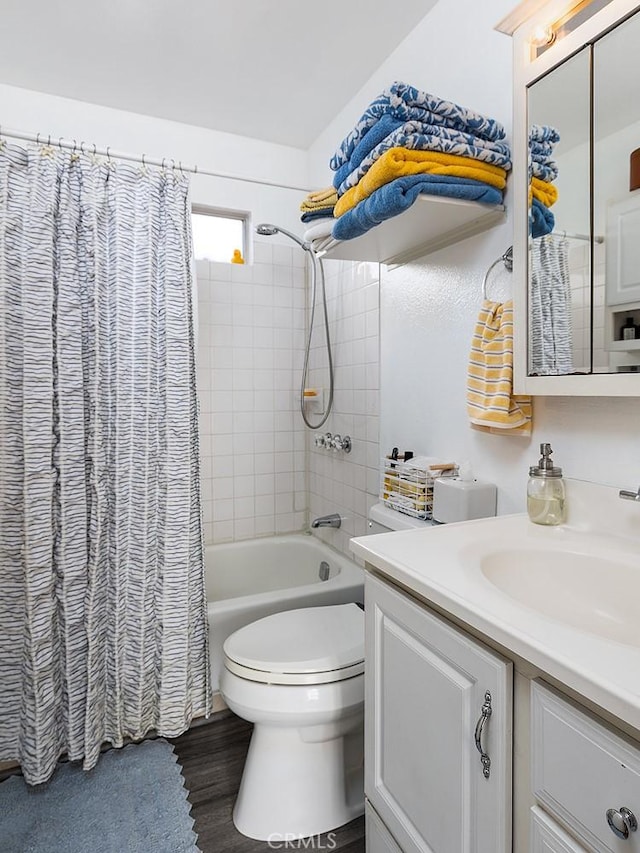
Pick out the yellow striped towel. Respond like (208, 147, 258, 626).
(334, 148, 508, 218)
(300, 187, 339, 212)
(467, 299, 532, 436)
(528, 177, 558, 208)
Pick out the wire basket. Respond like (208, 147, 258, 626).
(380, 457, 458, 520)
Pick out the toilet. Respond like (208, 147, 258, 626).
(220, 504, 430, 841)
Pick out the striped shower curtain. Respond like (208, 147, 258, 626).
(0, 142, 210, 785)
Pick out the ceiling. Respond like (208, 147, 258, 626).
(0, 0, 437, 150)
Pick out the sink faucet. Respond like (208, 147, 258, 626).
(619, 486, 640, 502)
(311, 513, 342, 529)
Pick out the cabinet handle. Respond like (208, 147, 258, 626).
(474, 690, 492, 779)
(606, 807, 638, 840)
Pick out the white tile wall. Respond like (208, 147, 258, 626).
(308, 259, 381, 558)
(197, 238, 307, 544)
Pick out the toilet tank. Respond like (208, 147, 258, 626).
(368, 503, 435, 534)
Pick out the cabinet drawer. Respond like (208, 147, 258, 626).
(531, 806, 587, 852)
(532, 680, 640, 852)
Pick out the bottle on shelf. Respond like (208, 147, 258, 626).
(620, 316, 636, 340)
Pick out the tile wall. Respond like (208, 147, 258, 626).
(308, 259, 381, 558)
(196, 238, 307, 544)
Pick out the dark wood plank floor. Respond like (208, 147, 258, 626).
(170, 712, 366, 853)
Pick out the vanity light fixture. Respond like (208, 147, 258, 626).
(530, 22, 556, 46)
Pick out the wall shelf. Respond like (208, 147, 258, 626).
(606, 339, 640, 352)
(318, 195, 506, 269)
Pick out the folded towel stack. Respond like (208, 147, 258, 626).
(328, 81, 511, 240)
(300, 187, 338, 223)
(529, 124, 560, 239)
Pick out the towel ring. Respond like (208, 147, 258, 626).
(482, 246, 513, 300)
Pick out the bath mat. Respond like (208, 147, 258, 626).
(0, 738, 200, 853)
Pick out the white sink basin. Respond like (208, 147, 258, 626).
(481, 549, 640, 647)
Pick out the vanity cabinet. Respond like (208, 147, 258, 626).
(364, 573, 513, 853)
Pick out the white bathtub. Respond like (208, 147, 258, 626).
(205, 533, 364, 694)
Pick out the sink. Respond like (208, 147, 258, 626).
(480, 549, 640, 647)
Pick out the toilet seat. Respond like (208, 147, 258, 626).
(223, 603, 364, 686)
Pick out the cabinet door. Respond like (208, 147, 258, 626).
(365, 573, 512, 853)
(531, 806, 587, 852)
(366, 800, 404, 853)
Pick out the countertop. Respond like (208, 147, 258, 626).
(350, 503, 640, 732)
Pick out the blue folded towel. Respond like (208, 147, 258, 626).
(333, 118, 513, 192)
(301, 208, 335, 223)
(530, 158, 558, 183)
(529, 124, 560, 144)
(332, 175, 503, 241)
(530, 198, 555, 238)
(333, 114, 403, 188)
(331, 81, 507, 170)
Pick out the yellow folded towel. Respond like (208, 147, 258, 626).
(334, 148, 508, 218)
(467, 299, 532, 436)
(529, 177, 558, 208)
(300, 187, 339, 212)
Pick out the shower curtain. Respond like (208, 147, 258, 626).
(0, 142, 210, 785)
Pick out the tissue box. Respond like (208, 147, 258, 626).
(432, 477, 497, 524)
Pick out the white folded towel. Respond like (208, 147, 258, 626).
(303, 219, 335, 243)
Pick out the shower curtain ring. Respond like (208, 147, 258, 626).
(179, 161, 183, 174)
(106, 146, 111, 162)
(93, 143, 97, 156)
(80, 141, 85, 155)
(47, 135, 51, 147)
(161, 157, 166, 170)
(36, 132, 41, 145)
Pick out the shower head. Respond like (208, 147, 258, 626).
(255, 222, 311, 251)
(256, 223, 278, 236)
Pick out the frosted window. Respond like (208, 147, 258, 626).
(192, 211, 245, 263)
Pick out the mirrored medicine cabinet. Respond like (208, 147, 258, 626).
(509, 0, 640, 395)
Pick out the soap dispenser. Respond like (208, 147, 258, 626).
(527, 443, 565, 526)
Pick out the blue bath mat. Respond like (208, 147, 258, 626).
(0, 738, 200, 853)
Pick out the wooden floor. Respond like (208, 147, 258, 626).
(170, 712, 366, 853)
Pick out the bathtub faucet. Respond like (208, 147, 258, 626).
(311, 513, 342, 529)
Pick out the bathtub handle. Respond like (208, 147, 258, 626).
(319, 561, 330, 582)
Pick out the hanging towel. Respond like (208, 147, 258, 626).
(334, 148, 508, 217)
(332, 174, 503, 241)
(529, 235, 573, 375)
(300, 187, 339, 211)
(332, 116, 512, 191)
(331, 81, 507, 170)
(467, 300, 533, 435)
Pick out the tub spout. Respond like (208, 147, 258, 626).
(311, 513, 342, 529)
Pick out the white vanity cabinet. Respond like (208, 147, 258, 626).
(364, 572, 513, 853)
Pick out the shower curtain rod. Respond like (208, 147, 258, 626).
(0, 126, 312, 193)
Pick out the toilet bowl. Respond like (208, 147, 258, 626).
(220, 603, 365, 841)
(221, 505, 429, 841)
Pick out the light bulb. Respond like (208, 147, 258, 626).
(530, 23, 556, 47)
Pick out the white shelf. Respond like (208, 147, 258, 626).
(606, 339, 640, 352)
(318, 195, 506, 269)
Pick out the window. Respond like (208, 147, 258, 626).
(192, 206, 248, 264)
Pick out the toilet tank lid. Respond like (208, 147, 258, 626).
(223, 603, 364, 675)
(369, 502, 433, 531)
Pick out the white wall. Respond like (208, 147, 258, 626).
(308, 0, 640, 516)
(0, 83, 308, 236)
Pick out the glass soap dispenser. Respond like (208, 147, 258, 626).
(527, 443, 566, 526)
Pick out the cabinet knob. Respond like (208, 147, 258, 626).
(606, 807, 638, 839)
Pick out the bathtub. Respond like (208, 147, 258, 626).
(205, 533, 364, 695)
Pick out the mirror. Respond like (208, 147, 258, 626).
(527, 47, 590, 376)
(525, 8, 640, 377)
